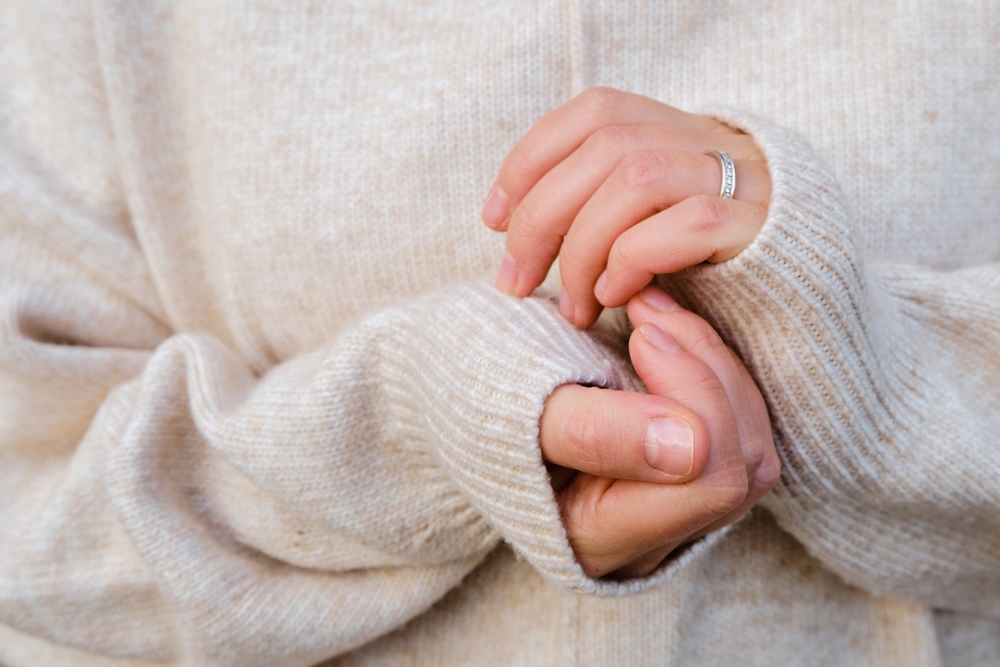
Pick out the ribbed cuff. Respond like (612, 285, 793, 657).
(670, 107, 864, 352)
(404, 284, 730, 595)
(659, 110, 956, 603)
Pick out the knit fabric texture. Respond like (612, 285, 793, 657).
(1, 1, 998, 666)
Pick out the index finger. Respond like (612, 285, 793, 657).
(481, 87, 722, 231)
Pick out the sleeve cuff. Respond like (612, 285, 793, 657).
(661, 109, 1000, 611)
(406, 283, 730, 595)
(669, 106, 864, 349)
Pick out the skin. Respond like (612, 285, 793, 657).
(482, 87, 771, 328)
(482, 88, 780, 577)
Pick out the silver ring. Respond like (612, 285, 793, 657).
(707, 150, 736, 199)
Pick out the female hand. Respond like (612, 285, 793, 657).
(539, 286, 780, 578)
(483, 87, 771, 329)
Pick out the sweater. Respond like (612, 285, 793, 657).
(1, 0, 998, 665)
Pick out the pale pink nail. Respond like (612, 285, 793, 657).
(496, 252, 518, 294)
(643, 418, 694, 476)
(639, 286, 680, 312)
(594, 271, 608, 299)
(639, 323, 681, 353)
(559, 290, 573, 320)
(481, 185, 509, 229)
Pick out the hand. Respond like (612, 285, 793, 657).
(539, 286, 779, 578)
(482, 87, 771, 328)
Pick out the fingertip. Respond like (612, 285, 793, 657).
(580, 304, 603, 329)
(627, 285, 683, 330)
(511, 263, 551, 298)
(593, 270, 607, 300)
(637, 322, 682, 353)
(559, 289, 593, 327)
(559, 289, 574, 320)
(564, 296, 602, 329)
(594, 267, 653, 309)
(638, 285, 680, 312)
(495, 252, 518, 294)
(593, 270, 626, 308)
(481, 185, 510, 229)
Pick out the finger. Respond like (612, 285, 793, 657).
(560, 465, 749, 578)
(628, 288, 780, 540)
(731, 347, 780, 493)
(539, 384, 711, 483)
(627, 287, 768, 481)
(686, 352, 782, 540)
(481, 87, 724, 230)
(558, 154, 770, 326)
(608, 542, 678, 580)
(595, 195, 767, 308)
(567, 309, 779, 578)
(628, 319, 748, 482)
(558, 321, 754, 577)
(498, 127, 759, 299)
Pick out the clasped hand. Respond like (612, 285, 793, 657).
(482, 88, 780, 578)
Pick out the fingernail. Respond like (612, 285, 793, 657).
(639, 323, 681, 353)
(496, 252, 518, 294)
(481, 185, 509, 229)
(559, 289, 574, 320)
(639, 286, 680, 312)
(594, 271, 608, 299)
(644, 418, 695, 476)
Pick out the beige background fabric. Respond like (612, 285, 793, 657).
(1, 0, 998, 665)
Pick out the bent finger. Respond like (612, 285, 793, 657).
(573, 338, 780, 579)
(482, 87, 724, 230)
(627, 288, 769, 481)
(596, 195, 767, 308)
(559, 154, 770, 326)
(560, 463, 749, 577)
(539, 384, 710, 483)
(497, 128, 758, 298)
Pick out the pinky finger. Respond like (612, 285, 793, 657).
(594, 195, 767, 308)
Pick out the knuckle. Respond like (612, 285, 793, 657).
(620, 151, 662, 190)
(702, 466, 750, 517)
(684, 370, 730, 406)
(608, 237, 639, 273)
(578, 86, 625, 119)
(686, 194, 727, 236)
(558, 487, 592, 550)
(555, 241, 592, 282)
(509, 201, 546, 241)
(621, 151, 689, 209)
(509, 145, 544, 179)
(665, 376, 731, 429)
(587, 125, 628, 161)
(560, 485, 615, 571)
(733, 134, 765, 160)
(678, 313, 727, 357)
(562, 390, 614, 467)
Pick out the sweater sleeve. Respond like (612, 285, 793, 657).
(0, 70, 715, 662)
(2, 196, 687, 665)
(1, 6, 741, 665)
(661, 108, 1000, 616)
(1, 201, 680, 666)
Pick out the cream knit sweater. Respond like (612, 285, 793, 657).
(1, 1, 998, 665)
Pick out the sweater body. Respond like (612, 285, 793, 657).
(1, 1, 997, 665)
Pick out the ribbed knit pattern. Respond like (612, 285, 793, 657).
(663, 109, 1000, 616)
(2, 0, 999, 666)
